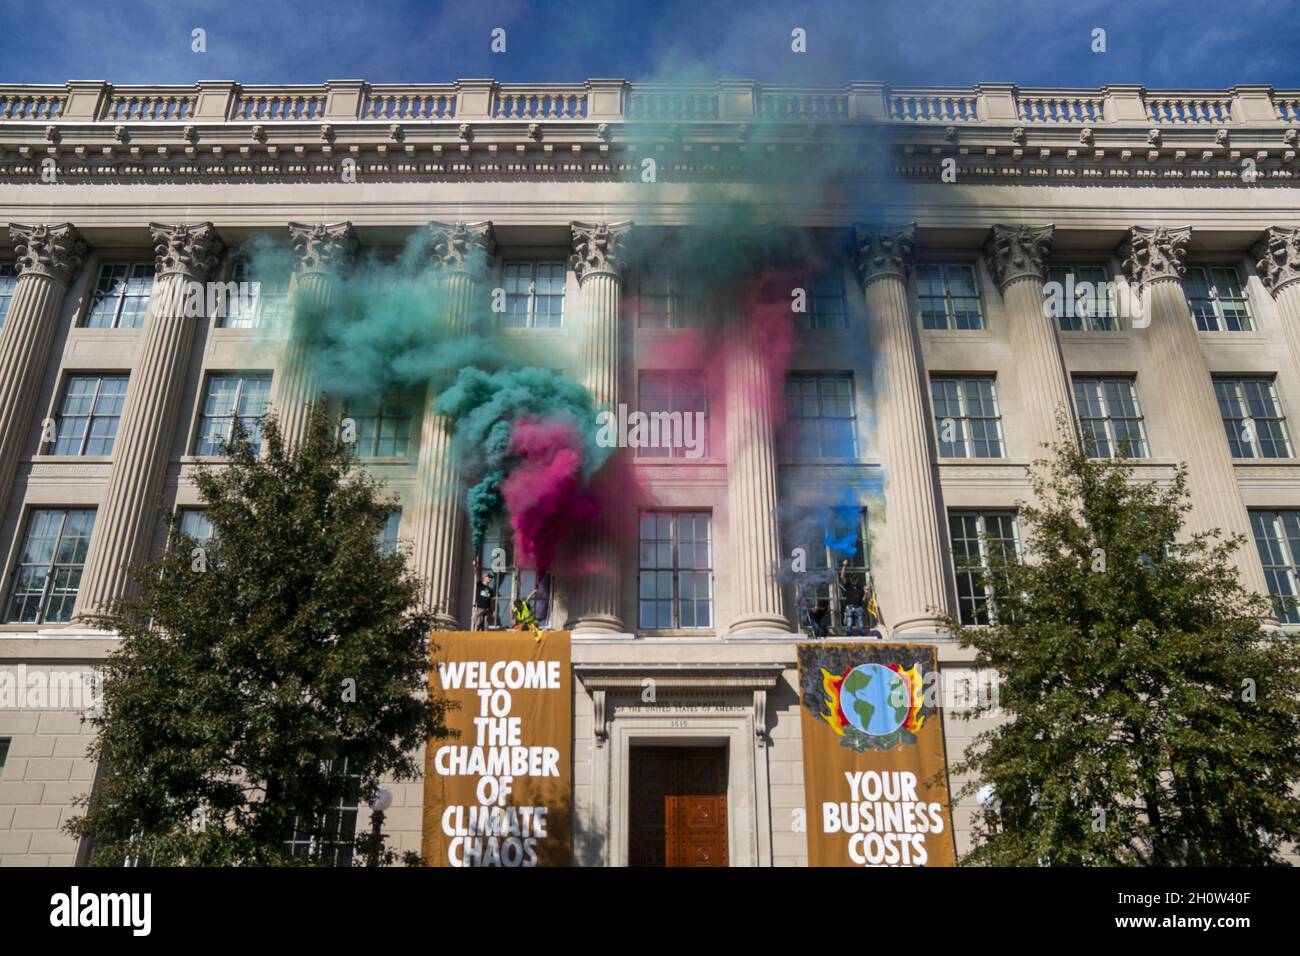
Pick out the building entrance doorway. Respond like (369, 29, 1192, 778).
(628, 745, 728, 867)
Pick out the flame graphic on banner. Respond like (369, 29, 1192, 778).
(886, 662, 926, 734)
(819, 667, 848, 736)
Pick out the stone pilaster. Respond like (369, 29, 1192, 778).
(79, 223, 224, 615)
(568, 221, 631, 634)
(272, 221, 358, 448)
(983, 223, 1072, 453)
(723, 286, 790, 636)
(1119, 225, 1270, 598)
(0, 224, 86, 522)
(410, 221, 494, 627)
(852, 223, 949, 634)
(1253, 227, 1300, 380)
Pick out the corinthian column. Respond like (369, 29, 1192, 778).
(272, 222, 358, 448)
(983, 223, 1073, 453)
(0, 224, 86, 519)
(1253, 227, 1300, 378)
(852, 223, 949, 634)
(79, 223, 224, 615)
(568, 221, 631, 634)
(411, 221, 494, 627)
(724, 281, 790, 635)
(1119, 225, 1270, 598)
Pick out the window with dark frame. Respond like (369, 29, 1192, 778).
(0, 261, 17, 328)
(638, 511, 713, 629)
(49, 374, 129, 456)
(1046, 265, 1118, 331)
(4, 508, 96, 624)
(789, 507, 871, 627)
(1251, 510, 1300, 625)
(281, 756, 362, 868)
(344, 393, 415, 458)
(194, 372, 272, 456)
(501, 260, 566, 328)
(916, 262, 984, 330)
(1213, 376, 1292, 459)
(85, 262, 154, 329)
(1185, 266, 1253, 332)
(223, 257, 291, 329)
(477, 521, 554, 629)
(635, 264, 703, 329)
(637, 371, 709, 458)
(931, 375, 1005, 458)
(949, 510, 1019, 626)
(796, 272, 848, 331)
(784, 373, 857, 460)
(1072, 376, 1149, 459)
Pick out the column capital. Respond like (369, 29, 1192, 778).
(850, 222, 916, 286)
(426, 220, 496, 277)
(982, 223, 1055, 289)
(1252, 227, 1300, 297)
(148, 222, 224, 282)
(287, 221, 359, 276)
(1119, 225, 1191, 285)
(569, 221, 632, 284)
(8, 222, 87, 286)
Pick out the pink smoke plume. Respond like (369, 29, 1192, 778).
(501, 417, 599, 574)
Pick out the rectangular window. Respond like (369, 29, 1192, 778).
(4, 508, 96, 624)
(376, 511, 401, 557)
(502, 260, 566, 329)
(49, 374, 129, 456)
(0, 738, 9, 778)
(916, 263, 984, 330)
(931, 375, 1005, 458)
(478, 521, 554, 629)
(638, 512, 713, 629)
(85, 262, 154, 329)
(222, 258, 291, 329)
(949, 510, 1019, 626)
(282, 756, 361, 867)
(1214, 377, 1292, 459)
(1046, 266, 1118, 331)
(1186, 266, 1253, 332)
(1072, 376, 1149, 459)
(344, 394, 414, 458)
(1251, 511, 1300, 624)
(796, 272, 848, 331)
(784, 373, 857, 460)
(635, 265, 703, 329)
(0, 261, 17, 328)
(177, 509, 215, 549)
(788, 507, 870, 626)
(194, 373, 272, 456)
(636, 371, 709, 459)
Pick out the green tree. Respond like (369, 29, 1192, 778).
(947, 429, 1300, 866)
(67, 403, 446, 865)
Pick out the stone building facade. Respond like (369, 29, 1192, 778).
(0, 79, 1298, 865)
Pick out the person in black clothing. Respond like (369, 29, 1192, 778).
(472, 573, 495, 631)
(840, 559, 866, 637)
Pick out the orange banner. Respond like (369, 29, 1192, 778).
(797, 643, 957, 867)
(422, 631, 572, 867)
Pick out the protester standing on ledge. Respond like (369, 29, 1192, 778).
(472, 573, 495, 631)
(840, 559, 866, 637)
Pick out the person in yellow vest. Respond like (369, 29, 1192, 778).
(511, 590, 541, 642)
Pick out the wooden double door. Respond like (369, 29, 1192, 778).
(628, 746, 728, 867)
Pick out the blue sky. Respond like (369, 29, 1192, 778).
(1, 0, 1297, 89)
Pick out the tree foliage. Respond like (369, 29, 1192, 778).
(67, 403, 446, 865)
(948, 430, 1300, 866)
